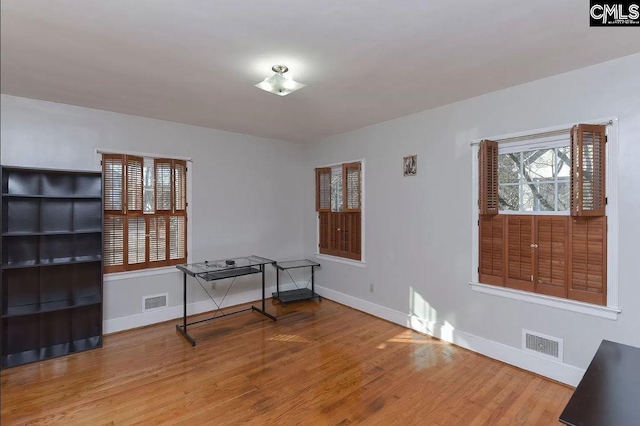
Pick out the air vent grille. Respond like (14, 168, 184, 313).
(143, 293, 168, 312)
(522, 329, 563, 361)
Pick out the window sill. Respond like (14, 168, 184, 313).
(469, 282, 620, 320)
(105, 266, 181, 282)
(315, 253, 366, 268)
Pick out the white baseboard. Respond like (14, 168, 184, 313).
(315, 285, 585, 387)
(103, 282, 303, 335)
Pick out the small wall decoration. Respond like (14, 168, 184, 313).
(403, 154, 417, 177)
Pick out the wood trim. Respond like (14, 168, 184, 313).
(316, 167, 331, 212)
(479, 140, 499, 216)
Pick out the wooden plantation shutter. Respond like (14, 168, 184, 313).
(316, 164, 361, 261)
(478, 141, 502, 285)
(126, 156, 144, 213)
(147, 215, 168, 267)
(125, 155, 145, 270)
(316, 167, 332, 255)
(127, 217, 146, 270)
(316, 168, 331, 212)
(155, 159, 172, 212)
(169, 160, 187, 265)
(479, 215, 504, 286)
(571, 124, 606, 217)
(343, 162, 361, 212)
(103, 154, 187, 272)
(173, 160, 187, 212)
(505, 216, 534, 292)
(569, 216, 607, 305)
(103, 154, 126, 273)
(169, 216, 186, 263)
(318, 212, 330, 251)
(535, 216, 568, 298)
(103, 154, 125, 214)
(479, 140, 499, 215)
(104, 216, 125, 273)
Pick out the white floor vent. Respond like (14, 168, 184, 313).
(522, 329, 563, 362)
(143, 293, 168, 312)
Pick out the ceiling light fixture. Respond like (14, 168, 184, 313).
(255, 65, 305, 96)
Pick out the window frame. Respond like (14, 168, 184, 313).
(470, 118, 620, 319)
(315, 158, 366, 266)
(96, 148, 192, 280)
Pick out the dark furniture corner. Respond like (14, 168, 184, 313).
(560, 340, 640, 426)
(1, 166, 103, 368)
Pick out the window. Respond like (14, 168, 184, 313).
(316, 162, 362, 261)
(498, 147, 570, 212)
(103, 154, 187, 273)
(478, 124, 608, 306)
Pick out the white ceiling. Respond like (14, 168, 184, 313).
(2, 1, 639, 143)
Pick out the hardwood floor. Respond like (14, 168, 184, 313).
(1, 299, 572, 425)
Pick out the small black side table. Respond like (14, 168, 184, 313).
(559, 340, 640, 426)
(272, 259, 321, 306)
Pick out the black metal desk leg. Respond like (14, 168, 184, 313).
(261, 264, 265, 311)
(176, 272, 196, 346)
(276, 267, 280, 296)
(183, 272, 187, 331)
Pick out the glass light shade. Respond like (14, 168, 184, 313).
(255, 72, 305, 96)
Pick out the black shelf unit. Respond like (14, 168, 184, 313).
(1, 166, 103, 368)
(272, 260, 322, 307)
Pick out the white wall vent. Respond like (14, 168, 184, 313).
(522, 329, 563, 362)
(143, 293, 168, 312)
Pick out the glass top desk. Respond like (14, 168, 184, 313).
(272, 259, 321, 306)
(175, 255, 277, 346)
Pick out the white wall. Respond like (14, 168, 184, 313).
(303, 53, 640, 375)
(1, 95, 305, 326)
(2, 53, 639, 383)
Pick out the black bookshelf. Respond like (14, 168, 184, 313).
(1, 166, 103, 368)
